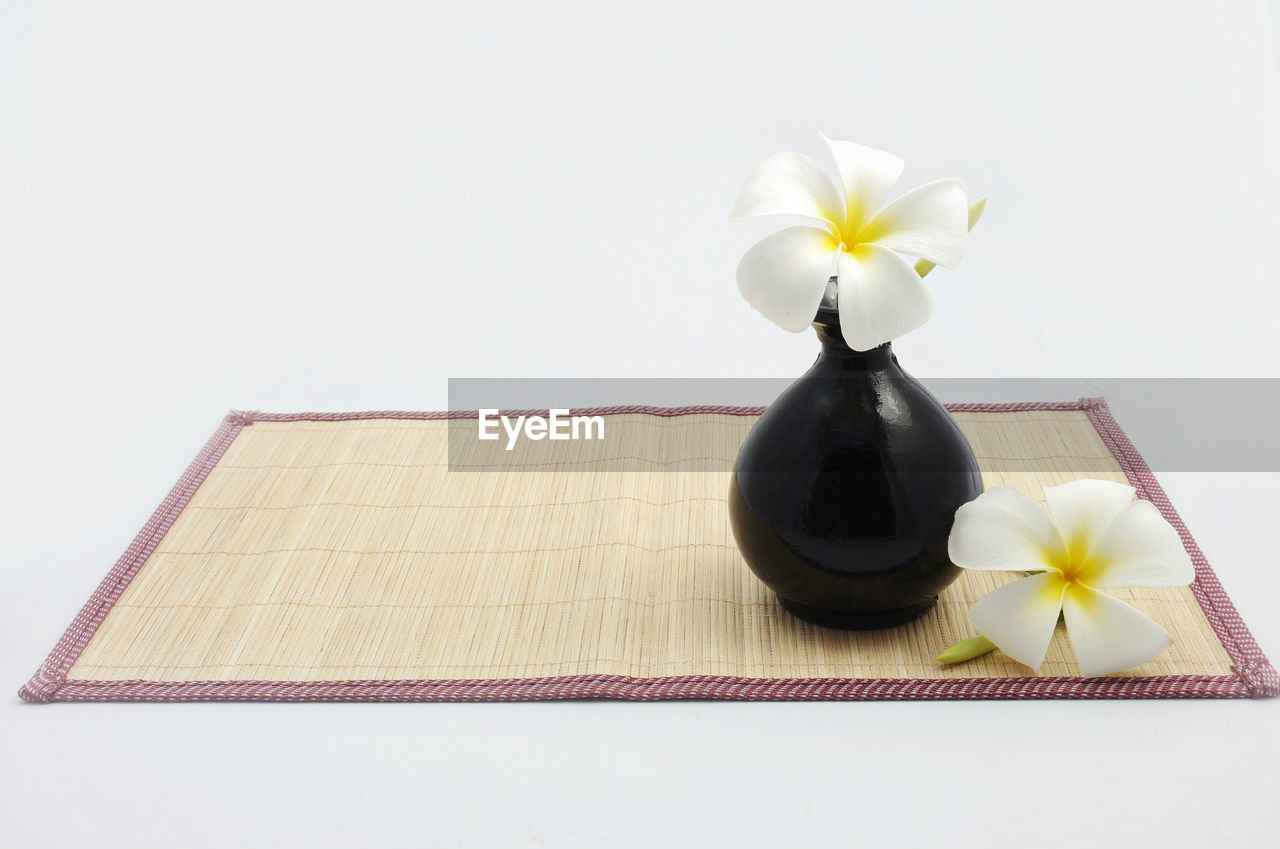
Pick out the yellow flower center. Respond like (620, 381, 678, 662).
(825, 200, 886, 255)
(1045, 537, 1102, 588)
(825, 215, 867, 255)
(1059, 558, 1087, 585)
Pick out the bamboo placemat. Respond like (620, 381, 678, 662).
(21, 399, 1277, 702)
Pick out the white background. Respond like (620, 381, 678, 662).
(3, 1, 1279, 846)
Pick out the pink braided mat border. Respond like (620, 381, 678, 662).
(19, 399, 1277, 703)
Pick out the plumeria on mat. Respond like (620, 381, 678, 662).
(730, 134, 985, 351)
(945, 480, 1194, 676)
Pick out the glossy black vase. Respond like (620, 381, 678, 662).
(728, 305, 983, 629)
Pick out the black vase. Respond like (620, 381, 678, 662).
(728, 304, 983, 629)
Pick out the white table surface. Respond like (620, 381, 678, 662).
(4, 2, 1279, 846)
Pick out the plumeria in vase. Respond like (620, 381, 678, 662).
(726, 135, 989, 628)
(731, 133, 985, 350)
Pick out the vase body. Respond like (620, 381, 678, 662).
(728, 307, 983, 629)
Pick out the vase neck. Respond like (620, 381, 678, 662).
(812, 309, 895, 366)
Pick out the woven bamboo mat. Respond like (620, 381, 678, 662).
(21, 399, 1277, 702)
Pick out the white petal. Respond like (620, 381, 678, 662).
(1084, 500, 1195, 588)
(729, 152, 844, 228)
(736, 227, 839, 332)
(858, 178, 968, 267)
(949, 487, 1066, 572)
(968, 572, 1068, 671)
(820, 134, 904, 232)
(1062, 585, 1173, 676)
(835, 243, 934, 350)
(1044, 480, 1136, 563)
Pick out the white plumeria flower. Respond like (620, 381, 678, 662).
(730, 135, 969, 351)
(948, 480, 1195, 677)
